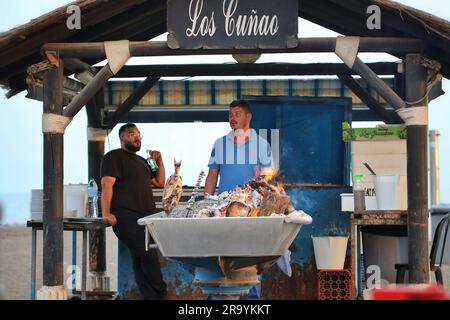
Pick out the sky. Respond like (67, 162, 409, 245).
(0, 0, 449, 206)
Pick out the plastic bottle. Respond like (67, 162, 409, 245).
(353, 174, 366, 213)
(87, 178, 99, 218)
(146, 150, 159, 173)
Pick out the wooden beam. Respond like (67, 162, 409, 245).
(42, 59, 64, 288)
(106, 76, 160, 128)
(107, 62, 398, 78)
(338, 74, 402, 124)
(63, 64, 114, 118)
(43, 38, 424, 59)
(350, 57, 407, 110)
(405, 54, 429, 284)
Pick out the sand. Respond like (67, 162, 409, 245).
(0, 225, 449, 300)
(0, 225, 118, 300)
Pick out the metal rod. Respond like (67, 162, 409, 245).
(42, 58, 64, 288)
(405, 54, 430, 284)
(63, 64, 114, 118)
(42, 38, 424, 59)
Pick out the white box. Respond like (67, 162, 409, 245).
(341, 193, 378, 212)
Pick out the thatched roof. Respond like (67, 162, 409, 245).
(0, 0, 449, 97)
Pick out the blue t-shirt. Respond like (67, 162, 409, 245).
(208, 129, 273, 194)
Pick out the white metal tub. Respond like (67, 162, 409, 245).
(137, 211, 312, 258)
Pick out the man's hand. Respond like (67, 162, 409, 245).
(103, 213, 117, 226)
(150, 150, 166, 187)
(151, 150, 163, 164)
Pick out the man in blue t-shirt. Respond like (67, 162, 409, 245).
(204, 100, 273, 196)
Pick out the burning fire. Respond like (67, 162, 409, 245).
(258, 167, 276, 183)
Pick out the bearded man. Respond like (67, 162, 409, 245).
(101, 123, 167, 299)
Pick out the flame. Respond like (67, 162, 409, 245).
(261, 167, 276, 182)
(250, 208, 260, 217)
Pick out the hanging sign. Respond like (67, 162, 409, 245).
(167, 0, 299, 49)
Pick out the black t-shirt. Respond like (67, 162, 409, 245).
(101, 149, 155, 215)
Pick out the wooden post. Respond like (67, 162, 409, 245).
(86, 90, 108, 288)
(404, 54, 430, 283)
(42, 59, 65, 291)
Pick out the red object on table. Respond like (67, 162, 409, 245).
(372, 284, 450, 300)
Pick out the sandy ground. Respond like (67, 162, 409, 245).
(0, 225, 118, 300)
(0, 225, 449, 300)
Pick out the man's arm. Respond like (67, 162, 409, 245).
(150, 151, 165, 188)
(101, 176, 117, 226)
(204, 168, 219, 196)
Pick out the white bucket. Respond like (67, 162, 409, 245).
(312, 236, 348, 270)
(373, 175, 402, 210)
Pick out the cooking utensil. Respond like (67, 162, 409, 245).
(363, 162, 377, 176)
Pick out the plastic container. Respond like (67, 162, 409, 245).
(373, 174, 402, 210)
(312, 236, 348, 270)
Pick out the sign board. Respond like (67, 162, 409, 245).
(167, 0, 299, 49)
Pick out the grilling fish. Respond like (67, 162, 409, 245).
(162, 159, 183, 214)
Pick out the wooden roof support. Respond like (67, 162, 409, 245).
(107, 62, 398, 78)
(338, 73, 402, 124)
(105, 76, 160, 129)
(42, 37, 424, 60)
(63, 64, 114, 119)
(349, 57, 407, 110)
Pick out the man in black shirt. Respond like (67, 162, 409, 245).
(101, 123, 167, 299)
